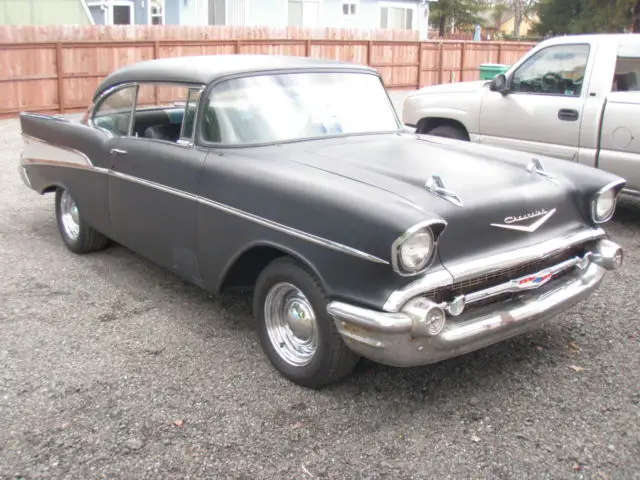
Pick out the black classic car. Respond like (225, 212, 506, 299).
(19, 54, 625, 388)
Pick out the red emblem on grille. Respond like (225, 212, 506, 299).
(518, 271, 553, 288)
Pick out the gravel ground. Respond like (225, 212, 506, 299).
(1, 95, 639, 480)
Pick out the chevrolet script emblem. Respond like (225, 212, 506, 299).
(490, 208, 556, 233)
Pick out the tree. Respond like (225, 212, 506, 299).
(429, 0, 485, 37)
(507, 0, 539, 38)
(535, 0, 636, 35)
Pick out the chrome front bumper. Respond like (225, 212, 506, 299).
(327, 238, 622, 367)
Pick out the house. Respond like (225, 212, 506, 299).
(0, 0, 94, 25)
(498, 11, 539, 38)
(85, 0, 427, 34)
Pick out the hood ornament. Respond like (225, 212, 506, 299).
(527, 158, 559, 184)
(491, 208, 556, 233)
(425, 175, 464, 207)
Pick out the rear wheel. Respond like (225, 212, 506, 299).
(425, 124, 469, 141)
(253, 257, 359, 388)
(55, 188, 110, 254)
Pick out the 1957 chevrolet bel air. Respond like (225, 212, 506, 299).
(19, 55, 625, 388)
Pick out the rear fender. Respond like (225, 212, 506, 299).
(20, 112, 112, 237)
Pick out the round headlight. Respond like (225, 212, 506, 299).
(593, 188, 617, 223)
(398, 230, 434, 273)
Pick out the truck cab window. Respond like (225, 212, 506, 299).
(511, 44, 590, 97)
(612, 57, 640, 92)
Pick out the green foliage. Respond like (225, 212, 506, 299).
(535, 0, 636, 35)
(429, 0, 485, 35)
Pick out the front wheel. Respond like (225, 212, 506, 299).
(253, 257, 359, 388)
(55, 188, 110, 254)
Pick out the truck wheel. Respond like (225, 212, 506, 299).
(55, 188, 110, 254)
(426, 125, 469, 141)
(253, 257, 360, 388)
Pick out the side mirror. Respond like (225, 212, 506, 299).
(490, 74, 509, 95)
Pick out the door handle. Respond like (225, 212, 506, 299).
(558, 109, 579, 122)
(110, 148, 127, 155)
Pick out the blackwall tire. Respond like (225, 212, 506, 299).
(253, 257, 360, 388)
(55, 188, 110, 254)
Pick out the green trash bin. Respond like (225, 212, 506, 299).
(479, 63, 510, 80)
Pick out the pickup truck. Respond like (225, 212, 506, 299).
(402, 34, 640, 197)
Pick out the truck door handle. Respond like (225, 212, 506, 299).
(110, 148, 127, 155)
(558, 109, 579, 121)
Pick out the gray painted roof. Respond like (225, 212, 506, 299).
(94, 54, 375, 99)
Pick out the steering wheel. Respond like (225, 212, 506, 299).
(542, 72, 562, 87)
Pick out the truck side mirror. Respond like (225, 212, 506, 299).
(490, 74, 509, 95)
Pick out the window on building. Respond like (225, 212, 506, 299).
(288, 0, 319, 27)
(342, 2, 357, 16)
(112, 4, 133, 25)
(380, 6, 413, 30)
(151, 0, 164, 25)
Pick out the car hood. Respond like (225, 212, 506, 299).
(285, 133, 588, 266)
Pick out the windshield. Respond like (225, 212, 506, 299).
(201, 72, 401, 145)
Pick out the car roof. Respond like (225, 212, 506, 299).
(94, 54, 377, 100)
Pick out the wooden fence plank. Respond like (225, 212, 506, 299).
(0, 25, 537, 117)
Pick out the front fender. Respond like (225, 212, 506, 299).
(402, 90, 485, 134)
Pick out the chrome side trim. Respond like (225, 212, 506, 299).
(22, 134, 93, 167)
(107, 170, 389, 265)
(383, 228, 607, 312)
(18, 164, 33, 189)
(109, 171, 197, 202)
(21, 156, 387, 264)
(197, 196, 389, 265)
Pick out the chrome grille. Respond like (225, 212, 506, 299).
(428, 244, 588, 304)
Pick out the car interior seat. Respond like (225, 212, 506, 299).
(144, 123, 182, 142)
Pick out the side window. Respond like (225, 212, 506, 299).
(612, 56, 640, 92)
(179, 88, 202, 143)
(92, 85, 137, 136)
(131, 84, 203, 143)
(511, 44, 590, 97)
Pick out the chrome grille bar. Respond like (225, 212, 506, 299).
(462, 252, 592, 307)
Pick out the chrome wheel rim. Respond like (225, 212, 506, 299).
(264, 282, 318, 367)
(60, 190, 80, 241)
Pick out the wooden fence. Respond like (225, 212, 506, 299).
(0, 26, 536, 118)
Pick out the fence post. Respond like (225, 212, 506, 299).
(497, 42, 503, 64)
(438, 42, 444, 84)
(459, 42, 466, 82)
(235, 40, 240, 54)
(305, 39, 311, 57)
(154, 41, 160, 104)
(416, 42, 423, 89)
(366, 40, 372, 66)
(55, 42, 64, 114)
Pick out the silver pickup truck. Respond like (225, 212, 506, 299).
(403, 34, 640, 197)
